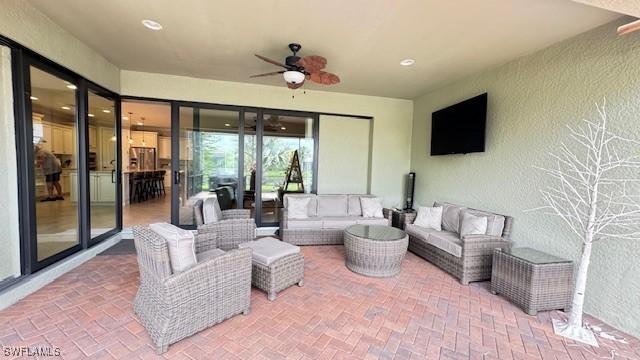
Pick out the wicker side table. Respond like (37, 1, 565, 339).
(491, 247, 574, 315)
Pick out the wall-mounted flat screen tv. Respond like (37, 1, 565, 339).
(430, 93, 487, 155)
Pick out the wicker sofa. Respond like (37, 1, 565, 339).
(280, 194, 391, 245)
(403, 202, 513, 285)
(132, 226, 252, 353)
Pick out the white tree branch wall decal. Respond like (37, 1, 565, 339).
(531, 100, 640, 346)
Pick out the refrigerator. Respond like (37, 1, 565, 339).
(129, 147, 156, 171)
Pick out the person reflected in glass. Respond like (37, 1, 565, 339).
(35, 144, 64, 201)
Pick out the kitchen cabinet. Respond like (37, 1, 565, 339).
(62, 127, 74, 155)
(41, 123, 52, 152)
(179, 131, 193, 160)
(61, 172, 71, 194)
(99, 127, 116, 170)
(69, 172, 115, 203)
(130, 131, 157, 148)
(88, 126, 97, 151)
(158, 136, 171, 159)
(52, 127, 64, 153)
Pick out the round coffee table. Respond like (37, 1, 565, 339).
(344, 224, 409, 277)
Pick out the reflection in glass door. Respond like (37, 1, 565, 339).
(29, 65, 80, 262)
(87, 89, 119, 242)
(175, 106, 240, 227)
(259, 113, 316, 225)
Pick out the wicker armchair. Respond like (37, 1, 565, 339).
(193, 199, 256, 250)
(132, 226, 252, 354)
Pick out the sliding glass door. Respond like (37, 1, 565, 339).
(28, 64, 81, 264)
(170, 105, 317, 228)
(15, 52, 121, 273)
(173, 104, 241, 227)
(258, 112, 317, 226)
(87, 87, 121, 245)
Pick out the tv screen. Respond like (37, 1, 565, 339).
(430, 93, 487, 156)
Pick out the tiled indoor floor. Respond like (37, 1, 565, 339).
(0, 245, 638, 359)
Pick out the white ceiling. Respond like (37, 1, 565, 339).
(28, 0, 620, 99)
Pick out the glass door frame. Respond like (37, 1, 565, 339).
(170, 101, 248, 228)
(85, 83, 122, 247)
(13, 49, 122, 274)
(255, 109, 319, 227)
(169, 101, 319, 228)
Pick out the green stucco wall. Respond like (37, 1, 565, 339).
(410, 18, 640, 337)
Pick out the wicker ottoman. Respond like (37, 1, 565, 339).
(239, 237, 304, 301)
(491, 247, 574, 315)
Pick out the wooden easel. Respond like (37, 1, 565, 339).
(283, 150, 304, 192)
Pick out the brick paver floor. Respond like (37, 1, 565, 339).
(0, 245, 638, 359)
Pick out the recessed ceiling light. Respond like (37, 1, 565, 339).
(400, 59, 415, 66)
(88, 113, 95, 117)
(281, 126, 287, 130)
(137, 122, 143, 126)
(224, 123, 231, 127)
(122, 116, 129, 120)
(102, 109, 111, 113)
(30, 96, 38, 101)
(61, 106, 71, 110)
(142, 19, 163, 31)
(66, 84, 77, 90)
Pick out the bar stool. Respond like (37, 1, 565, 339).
(131, 172, 145, 203)
(158, 170, 166, 196)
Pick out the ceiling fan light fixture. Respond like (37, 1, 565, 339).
(283, 71, 305, 84)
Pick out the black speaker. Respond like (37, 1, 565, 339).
(404, 172, 416, 211)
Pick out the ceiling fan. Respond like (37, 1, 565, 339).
(251, 43, 340, 90)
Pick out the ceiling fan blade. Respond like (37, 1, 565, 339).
(249, 71, 285, 78)
(308, 71, 340, 85)
(255, 54, 289, 69)
(618, 19, 640, 36)
(297, 55, 327, 72)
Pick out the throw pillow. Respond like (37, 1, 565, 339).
(459, 212, 488, 238)
(360, 197, 384, 218)
(202, 196, 223, 224)
(414, 206, 443, 231)
(288, 197, 311, 219)
(150, 222, 197, 273)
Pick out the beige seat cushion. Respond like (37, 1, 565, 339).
(150, 222, 197, 273)
(428, 231, 463, 258)
(321, 217, 358, 229)
(464, 209, 505, 237)
(239, 237, 300, 266)
(347, 195, 375, 216)
(287, 218, 323, 230)
(202, 196, 223, 224)
(356, 217, 388, 226)
(196, 248, 225, 262)
(434, 202, 467, 233)
(317, 195, 349, 217)
(405, 224, 441, 241)
(284, 194, 318, 217)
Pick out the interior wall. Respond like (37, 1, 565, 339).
(318, 115, 371, 194)
(0, 46, 21, 282)
(0, 0, 120, 92)
(410, 18, 640, 337)
(121, 71, 414, 207)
